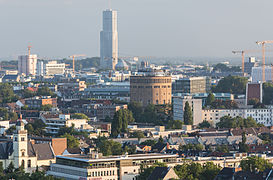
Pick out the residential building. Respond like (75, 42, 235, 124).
(47, 153, 179, 180)
(173, 96, 202, 125)
(192, 93, 234, 106)
(25, 96, 57, 109)
(96, 104, 128, 120)
(18, 55, 37, 76)
(100, 9, 118, 70)
(172, 77, 211, 94)
(130, 74, 172, 106)
(2, 74, 20, 82)
(37, 60, 65, 76)
(40, 113, 88, 134)
(202, 109, 244, 126)
(57, 79, 86, 98)
(202, 108, 273, 127)
(147, 167, 179, 180)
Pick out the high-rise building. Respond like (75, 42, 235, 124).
(172, 77, 211, 94)
(18, 55, 37, 76)
(100, 9, 118, 70)
(130, 74, 172, 106)
(251, 66, 272, 82)
(244, 57, 259, 75)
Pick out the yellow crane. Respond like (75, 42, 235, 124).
(256, 40, 273, 82)
(69, 54, 86, 73)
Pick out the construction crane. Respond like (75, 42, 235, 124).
(256, 40, 273, 82)
(232, 50, 260, 74)
(69, 54, 86, 73)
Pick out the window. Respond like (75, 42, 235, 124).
(21, 137, 25, 141)
(14, 137, 17, 141)
(22, 152, 25, 157)
(21, 160, 25, 168)
(28, 160, 31, 168)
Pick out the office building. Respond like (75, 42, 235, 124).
(18, 55, 37, 76)
(173, 96, 202, 125)
(130, 74, 172, 106)
(244, 57, 259, 75)
(37, 61, 65, 76)
(47, 154, 178, 180)
(252, 66, 272, 82)
(100, 9, 118, 70)
(172, 77, 211, 94)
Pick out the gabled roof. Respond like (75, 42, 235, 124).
(147, 167, 178, 180)
(0, 141, 13, 159)
(28, 142, 55, 160)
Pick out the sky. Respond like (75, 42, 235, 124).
(1, 0, 273, 60)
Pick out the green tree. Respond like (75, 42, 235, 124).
(215, 145, 229, 153)
(37, 86, 54, 96)
(40, 104, 53, 111)
(0, 83, 18, 104)
(140, 139, 157, 146)
(239, 132, 249, 153)
(184, 101, 193, 125)
(128, 101, 143, 122)
(111, 109, 135, 137)
(71, 113, 89, 120)
(240, 156, 272, 173)
(167, 120, 183, 129)
(206, 93, 215, 106)
(130, 131, 145, 139)
(216, 116, 258, 129)
(94, 137, 123, 156)
(200, 162, 221, 180)
(60, 133, 79, 148)
(212, 75, 248, 94)
(263, 82, 273, 105)
(198, 121, 211, 129)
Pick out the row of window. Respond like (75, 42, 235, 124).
(88, 170, 115, 177)
(131, 85, 171, 88)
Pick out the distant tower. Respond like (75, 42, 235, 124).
(100, 9, 118, 70)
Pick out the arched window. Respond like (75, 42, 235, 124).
(21, 160, 25, 168)
(28, 160, 31, 168)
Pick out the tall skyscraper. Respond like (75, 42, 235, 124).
(18, 54, 37, 76)
(100, 9, 118, 70)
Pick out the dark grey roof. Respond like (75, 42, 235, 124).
(147, 167, 173, 180)
(2, 75, 19, 80)
(28, 142, 55, 160)
(0, 141, 13, 159)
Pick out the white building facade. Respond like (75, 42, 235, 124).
(202, 108, 273, 127)
(173, 96, 202, 125)
(100, 9, 118, 70)
(251, 66, 272, 82)
(37, 61, 65, 76)
(18, 55, 37, 76)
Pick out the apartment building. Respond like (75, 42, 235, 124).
(40, 113, 88, 134)
(202, 108, 273, 126)
(173, 96, 202, 125)
(25, 96, 57, 109)
(47, 154, 178, 180)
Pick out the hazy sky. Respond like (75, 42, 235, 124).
(1, 0, 273, 59)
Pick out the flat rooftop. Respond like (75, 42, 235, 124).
(57, 153, 178, 163)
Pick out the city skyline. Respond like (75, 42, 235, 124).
(1, 0, 273, 60)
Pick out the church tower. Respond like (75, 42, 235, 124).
(13, 116, 28, 168)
